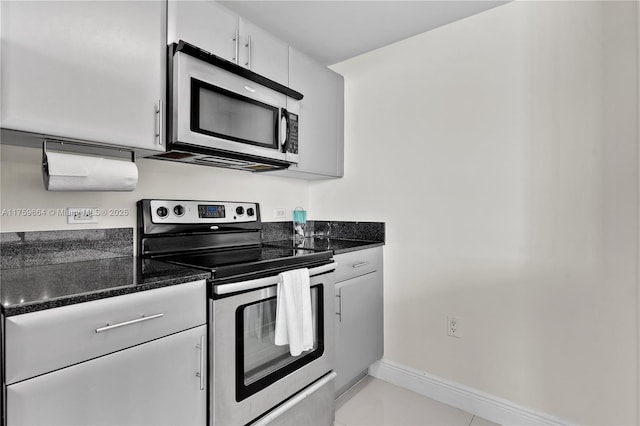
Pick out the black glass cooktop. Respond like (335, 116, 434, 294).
(157, 246, 332, 281)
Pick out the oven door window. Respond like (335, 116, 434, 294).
(236, 285, 324, 402)
(191, 78, 279, 148)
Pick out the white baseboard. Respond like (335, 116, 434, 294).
(368, 359, 571, 426)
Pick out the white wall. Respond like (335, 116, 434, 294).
(312, 1, 639, 424)
(0, 144, 311, 238)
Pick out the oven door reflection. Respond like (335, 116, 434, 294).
(237, 286, 323, 401)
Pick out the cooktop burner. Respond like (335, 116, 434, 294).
(158, 246, 332, 280)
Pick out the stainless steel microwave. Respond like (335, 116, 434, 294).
(152, 41, 301, 172)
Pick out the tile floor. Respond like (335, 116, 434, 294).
(335, 377, 500, 426)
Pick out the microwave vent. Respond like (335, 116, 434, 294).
(192, 155, 282, 171)
(153, 151, 196, 160)
(150, 148, 290, 172)
(198, 156, 254, 166)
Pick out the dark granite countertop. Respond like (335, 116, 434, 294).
(265, 237, 384, 255)
(0, 257, 210, 317)
(0, 224, 384, 317)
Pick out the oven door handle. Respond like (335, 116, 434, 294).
(213, 261, 337, 295)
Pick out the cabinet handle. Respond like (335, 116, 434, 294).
(196, 336, 205, 391)
(232, 27, 239, 64)
(95, 313, 164, 333)
(245, 35, 252, 68)
(352, 261, 370, 268)
(155, 100, 163, 146)
(336, 289, 343, 322)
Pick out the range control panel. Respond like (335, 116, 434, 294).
(149, 200, 258, 224)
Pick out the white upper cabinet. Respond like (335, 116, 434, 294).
(270, 47, 345, 179)
(168, 1, 289, 86)
(0, 1, 166, 152)
(238, 17, 289, 85)
(167, 0, 238, 64)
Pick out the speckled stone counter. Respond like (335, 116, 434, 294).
(296, 238, 384, 254)
(262, 220, 385, 254)
(1, 228, 208, 316)
(1, 257, 210, 317)
(1, 222, 383, 316)
(311, 221, 385, 242)
(265, 238, 384, 255)
(262, 220, 385, 244)
(1, 228, 133, 270)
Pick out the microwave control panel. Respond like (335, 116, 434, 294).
(287, 113, 299, 155)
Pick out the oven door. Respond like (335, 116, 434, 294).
(173, 51, 291, 163)
(210, 265, 335, 426)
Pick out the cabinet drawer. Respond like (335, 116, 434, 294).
(6, 325, 207, 426)
(5, 280, 206, 385)
(334, 247, 382, 283)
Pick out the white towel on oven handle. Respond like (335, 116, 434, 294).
(274, 268, 313, 356)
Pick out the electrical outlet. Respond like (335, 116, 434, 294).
(274, 208, 286, 219)
(67, 208, 98, 224)
(447, 316, 460, 338)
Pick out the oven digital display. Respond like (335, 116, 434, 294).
(198, 204, 225, 219)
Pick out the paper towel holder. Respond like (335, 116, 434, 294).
(42, 139, 139, 192)
(42, 139, 136, 164)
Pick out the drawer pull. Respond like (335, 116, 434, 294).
(196, 336, 205, 391)
(352, 261, 370, 268)
(95, 313, 164, 333)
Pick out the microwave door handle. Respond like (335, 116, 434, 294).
(280, 108, 290, 153)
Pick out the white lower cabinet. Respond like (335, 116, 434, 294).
(7, 325, 207, 426)
(334, 248, 384, 397)
(335, 273, 380, 394)
(4, 280, 207, 426)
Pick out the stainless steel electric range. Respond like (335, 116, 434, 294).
(138, 199, 337, 426)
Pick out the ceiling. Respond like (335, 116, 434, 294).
(220, 1, 509, 66)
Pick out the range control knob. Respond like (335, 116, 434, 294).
(247, 207, 255, 217)
(156, 206, 168, 218)
(173, 205, 185, 217)
(236, 206, 245, 216)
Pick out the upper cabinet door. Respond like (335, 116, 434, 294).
(167, 2, 288, 86)
(0, 1, 166, 151)
(283, 47, 345, 178)
(168, 1, 239, 64)
(238, 17, 289, 85)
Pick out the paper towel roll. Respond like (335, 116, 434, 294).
(42, 151, 138, 191)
